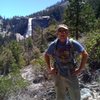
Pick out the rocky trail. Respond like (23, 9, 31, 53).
(7, 65, 100, 100)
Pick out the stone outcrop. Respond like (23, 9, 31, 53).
(6, 65, 100, 100)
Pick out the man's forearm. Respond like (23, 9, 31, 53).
(79, 50, 88, 71)
(44, 53, 51, 69)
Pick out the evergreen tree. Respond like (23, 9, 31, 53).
(0, 46, 15, 75)
(9, 41, 22, 67)
(88, 0, 100, 18)
(64, 0, 96, 39)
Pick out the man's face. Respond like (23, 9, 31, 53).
(57, 28, 69, 42)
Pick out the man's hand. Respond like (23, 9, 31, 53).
(72, 50, 88, 76)
(47, 67, 57, 75)
(71, 68, 81, 76)
(73, 68, 81, 75)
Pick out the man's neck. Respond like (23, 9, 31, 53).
(58, 38, 69, 44)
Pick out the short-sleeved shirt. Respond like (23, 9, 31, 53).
(46, 38, 84, 62)
(46, 38, 84, 59)
(45, 38, 85, 76)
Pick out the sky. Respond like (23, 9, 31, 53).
(0, 0, 61, 18)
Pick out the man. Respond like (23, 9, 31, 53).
(44, 24, 88, 100)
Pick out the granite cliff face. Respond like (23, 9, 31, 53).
(0, 0, 67, 37)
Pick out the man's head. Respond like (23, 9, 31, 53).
(57, 24, 69, 31)
(57, 24, 70, 42)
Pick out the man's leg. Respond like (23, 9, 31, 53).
(65, 76, 80, 100)
(55, 74, 66, 100)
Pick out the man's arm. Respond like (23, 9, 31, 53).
(44, 53, 57, 74)
(74, 50, 88, 75)
(44, 53, 51, 69)
(79, 50, 88, 70)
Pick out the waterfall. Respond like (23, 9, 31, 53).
(25, 18, 33, 38)
(25, 16, 50, 38)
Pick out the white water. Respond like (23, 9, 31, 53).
(25, 18, 33, 38)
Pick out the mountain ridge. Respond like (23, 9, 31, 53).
(0, 0, 67, 36)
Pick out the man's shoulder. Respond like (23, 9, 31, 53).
(68, 38, 76, 46)
(69, 38, 85, 53)
(69, 38, 77, 43)
(46, 39, 58, 54)
(69, 38, 81, 45)
(49, 39, 58, 45)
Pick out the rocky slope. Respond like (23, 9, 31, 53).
(6, 65, 100, 100)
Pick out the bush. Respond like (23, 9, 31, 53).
(0, 70, 28, 99)
(85, 31, 100, 70)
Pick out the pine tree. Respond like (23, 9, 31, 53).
(64, 0, 96, 39)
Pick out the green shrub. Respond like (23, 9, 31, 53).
(0, 70, 28, 99)
(85, 31, 100, 70)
